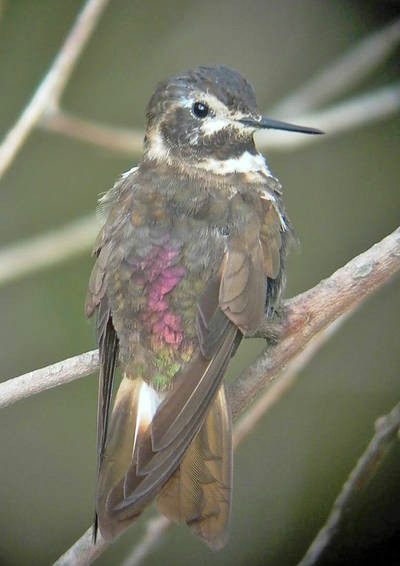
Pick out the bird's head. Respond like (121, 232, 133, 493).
(144, 66, 321, 174)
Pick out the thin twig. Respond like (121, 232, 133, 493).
(119, 516, 171, 566)
(39, 110, 144, 156)
(297, 401, 400, 566)
(256, 82, 400, 150)
(0, 0, 110, 181)
(0, 214, 99, 287)
(270, 18, 400, 116)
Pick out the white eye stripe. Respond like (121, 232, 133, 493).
(200, 117, 230, 135)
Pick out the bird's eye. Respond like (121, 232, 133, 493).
(192, 101, 209, 119)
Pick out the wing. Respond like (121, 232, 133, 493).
(157, 384, 232, 550)
(86, 224, 120, 541)
(86, 172, 135, 476)
(219, 222, 267, 334)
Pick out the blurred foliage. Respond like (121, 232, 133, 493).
(0, 1, 399, 565)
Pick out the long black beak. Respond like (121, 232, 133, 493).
(240, 116, 323, 135)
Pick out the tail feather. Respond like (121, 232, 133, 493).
(156, 384, 232, 550)
(96, 325, 237, 543)
(96, 377, 162, 540)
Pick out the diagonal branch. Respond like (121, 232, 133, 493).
(39, 109, 144, 156)
(256, 82, 400, 150)
(0, 214, 100, 287)
(230, 226, 400, 417)
(297, 401, 400, 566)
(269, 18, 400, 117)
(0, 0, 110, 181)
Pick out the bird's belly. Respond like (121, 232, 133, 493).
(107, 226, 225, 390)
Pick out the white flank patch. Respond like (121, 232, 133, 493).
(132, 380, 164, 456)
(197, 151, 272, 175)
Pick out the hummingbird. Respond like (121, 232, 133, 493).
(86, 66, 322, 549)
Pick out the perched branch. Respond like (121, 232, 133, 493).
(0, 350, 98, 410)
(121, 225, 400, 566)
(0, 214, 99, 287)
(2, 228, 398, 412)
(0, 0, 110, 181)
(297, 401, 400, 566)
(120, 516, 171, 566)
(53, 527, 107, 566)
(270, 18, 400, 116)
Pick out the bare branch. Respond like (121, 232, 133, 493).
(233, 314, 348, 450)
(256, 82, 400, 151)
(270, 18, 400, 117)
(53, 527, 107, 566)
(297, 401, 400, 566)
(0, 350, 98, 410)
(120, 516, 171, 566)
(0, 214, 99, 287)
(0, 0, 110, 181)
(39, 110, 143, 156)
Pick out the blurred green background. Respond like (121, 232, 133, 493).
(0, 1, 399, 565)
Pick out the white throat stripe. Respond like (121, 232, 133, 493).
(197, 151, 271, 175)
